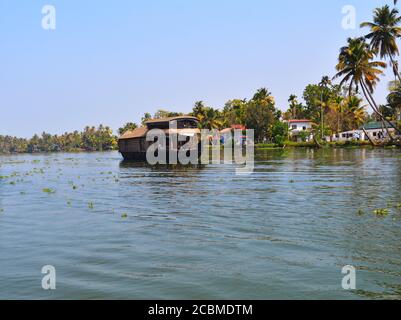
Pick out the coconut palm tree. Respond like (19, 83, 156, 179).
(361, 5, 401, 82)
(332, 96, 345, 133)
(334, 37, 400, 138)
(344, 96, 367, 130)
(197, 107, 223, 130)
(318, 76, 332, 139)
(387, 80, 401, 120)
(288, 94, 298, 119)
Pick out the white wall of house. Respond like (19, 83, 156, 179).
(288, 121, 313, 142)
(288, 121, 312, 132)
(333, 128, 396, 142)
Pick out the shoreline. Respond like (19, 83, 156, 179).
(1, 142, 401, 156)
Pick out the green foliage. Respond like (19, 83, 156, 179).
(271, 121, 288, 146)
(42, 188, 56, 194)
(118, 122, 138, 135)
(0, 125, 118, 154)
(373, 208, 389, 217)
(141, 113, 152, 125)
(191, 101, 224, 130)
(284, 141, 316, 147)
(298, 131, 310, 142)
(153, 109, 183, 119)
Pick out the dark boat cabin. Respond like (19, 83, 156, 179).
(118, 116, 200, 161)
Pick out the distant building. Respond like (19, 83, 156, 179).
(333, 121, 398, 142)
(220, 125, 247, 145)
(286, 119, 314, 142)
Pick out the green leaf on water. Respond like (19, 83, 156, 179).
(121, 213, 128, 218)
(88, 202, 94, 209)
(373, 208, 389, 217)
(42, 188, 56, 194)
(357, 209, 365, 216)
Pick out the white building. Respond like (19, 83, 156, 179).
(286, 119, 314, 142)
(333, 122, 397, 142)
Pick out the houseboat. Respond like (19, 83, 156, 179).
(118, 116, 201, 162)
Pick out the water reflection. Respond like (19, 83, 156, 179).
(0, 149, 401, 299)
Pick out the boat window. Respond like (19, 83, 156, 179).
(177, 120, 198, 129)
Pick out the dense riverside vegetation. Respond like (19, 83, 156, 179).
(0, 126, 118, 154)
(1, 1, 401, 154)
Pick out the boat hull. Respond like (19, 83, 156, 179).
(120, 145, 202, 164)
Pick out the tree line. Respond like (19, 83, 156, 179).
(2, 1, 401, 154)
(0, 125, 117, 154)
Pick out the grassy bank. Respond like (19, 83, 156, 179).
(256, 140, 376, 149)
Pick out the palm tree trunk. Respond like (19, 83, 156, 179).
(313, 132, 322, 148)
(360, 80, 400, 139)
(362, 82, 394, 142)
(360, 80, 395, 142)
(389, 55, 401, 83)
(362, 126, 376, 146)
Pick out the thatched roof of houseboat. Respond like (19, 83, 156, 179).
(119, 126, 200, 140)
(145, 116, 198, 124)
(119, 127, 148, 140)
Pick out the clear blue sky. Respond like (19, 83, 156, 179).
(0, 0, 396, 137)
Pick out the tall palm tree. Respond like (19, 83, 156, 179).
(288, 94, 298, 119)
(197, 107, 223, 130)
(361, 5, 401, 82)
(192, 101, 206, 117)
(344, 96, 367, 130)
(252, 88, 275, 106)
(318, 76, 332, 139)
(334, 37, 401, 137)
(387, 80, 401, 120)
(332, 96, 345, 133)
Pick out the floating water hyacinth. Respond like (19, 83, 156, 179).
(88, 202, 94, 209)
(42, 188, 56, 194)
(373, 208, 389, 217)
(121, 213, 128, 218)
(357, 209, 365, 216)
